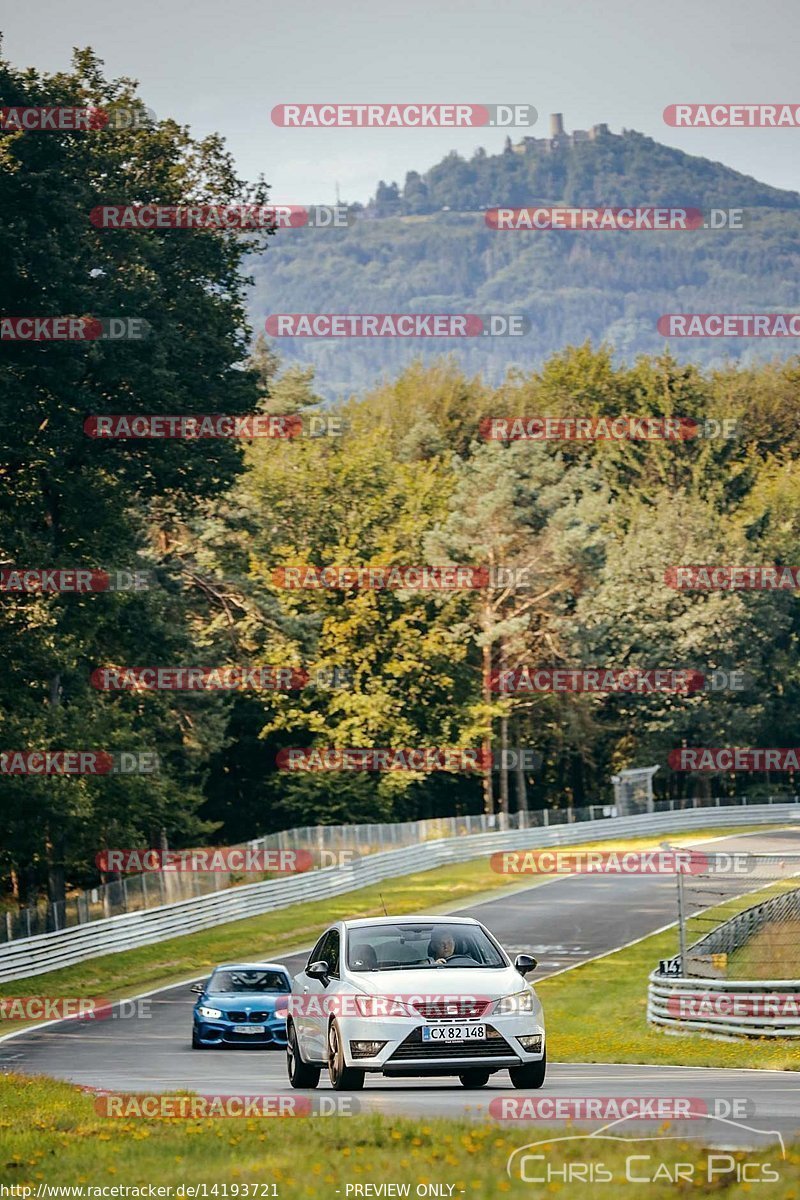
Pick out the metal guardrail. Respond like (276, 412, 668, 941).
(4, 793, 794, 943)
(0, 802, 796, 984)
(648, 973, 800, 1038)
(649, 886, 800, 1038)
(1, 805, 609, 942)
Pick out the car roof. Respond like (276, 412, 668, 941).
(211, 962, 290, 972)
(340, 916, 481, 930)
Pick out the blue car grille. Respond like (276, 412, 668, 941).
(225, 1011, 272, 1022)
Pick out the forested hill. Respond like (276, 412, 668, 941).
(248, 126, 800, 397)
(364, 127, 800, 215)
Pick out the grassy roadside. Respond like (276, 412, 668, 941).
(540, 889, 800, 1071)
(729, 917, 800, 979)
(0, 1073, 797, 1196)
(0, 824, 775, 1005)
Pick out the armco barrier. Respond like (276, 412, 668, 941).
(648, 884, 800, 1038)
(0, 804, 796, 983)
(6, 794, 793, 942)
(648, 973, 800, 1038)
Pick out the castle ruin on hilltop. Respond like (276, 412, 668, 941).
(512, 113, 610, 154)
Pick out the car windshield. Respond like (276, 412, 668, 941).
(208, 969, 290, 994)
(346, 923, 506, 971)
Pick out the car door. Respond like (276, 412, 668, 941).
(300, 928, 339, 1062)
(293, 932, 326, 1056)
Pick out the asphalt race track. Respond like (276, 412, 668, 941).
(2, 828, 799, 1139)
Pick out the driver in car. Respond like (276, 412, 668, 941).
(429, 933, 456, 963)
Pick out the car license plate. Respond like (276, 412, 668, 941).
(233, 1024, 266, 1033)
(422, 1024, 486, 1041)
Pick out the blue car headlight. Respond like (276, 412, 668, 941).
(197, 1005, 223, 1020)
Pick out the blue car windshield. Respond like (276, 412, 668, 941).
(208, 969, 290, 993)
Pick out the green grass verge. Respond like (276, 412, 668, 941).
(0, 825, 774, 1004)
(1, 1074, 798, 1197)
(729, 918, 800, 979)
(540, 895, 800, 1071)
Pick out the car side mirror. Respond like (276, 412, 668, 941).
(514, 954, 538, 975)
(306, 959, 330, 983)
(191, 982, 204, 994)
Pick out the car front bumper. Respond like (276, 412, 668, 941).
(194, 1018, 288, 1047)
(335, 1014, 545, 1074)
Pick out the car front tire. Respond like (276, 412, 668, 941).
(509, 1050, 546, 1089)
(287, 1022, 321, 1089)
(328, 1022, 365, 1091)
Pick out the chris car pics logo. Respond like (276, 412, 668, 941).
(505, 1114, 785, 1185)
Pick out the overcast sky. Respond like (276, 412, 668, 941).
(2, 0, 798, 203)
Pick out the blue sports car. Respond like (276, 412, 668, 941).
(191, 962, 291, 1048)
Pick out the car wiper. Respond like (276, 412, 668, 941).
(369, 963, 431, 971)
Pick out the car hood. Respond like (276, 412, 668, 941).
(201, 992, 289, 1011)
(348, 965, 530, 1002)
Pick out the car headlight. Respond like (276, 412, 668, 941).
(197, 1005, 223, 1020)
(492, 989, 535, 1015)
(353, 994, 413, 1018)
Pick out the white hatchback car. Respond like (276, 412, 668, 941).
(286, 916, 545, 1090)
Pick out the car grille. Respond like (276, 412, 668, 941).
(388, 1027, 515, 1061)
(412, 1000, 490, 1019)
(225, 1011, 272, 1022)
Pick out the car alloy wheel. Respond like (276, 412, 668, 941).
(327, 1022, 365, 1090)
(287, 1022, 321, 1089)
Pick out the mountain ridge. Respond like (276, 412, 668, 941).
(249, 123, 800, 397)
